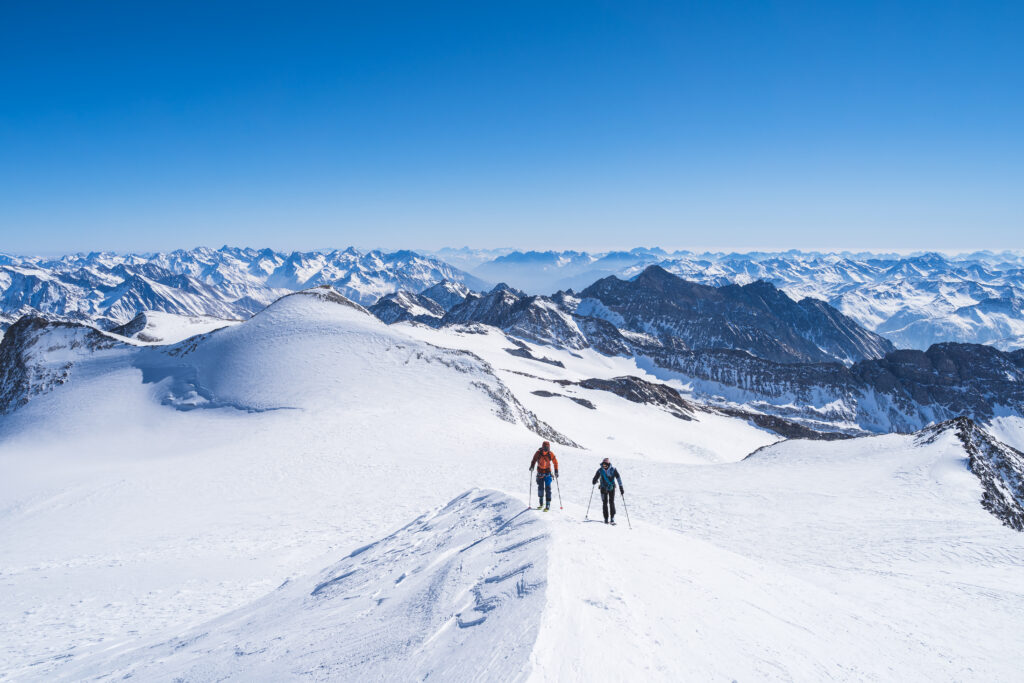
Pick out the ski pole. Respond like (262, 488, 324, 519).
(527, 470, 533, 509)
(585, 484, 595, 520)
(555, 474, 563, 511)
(620, 490, 632, 530)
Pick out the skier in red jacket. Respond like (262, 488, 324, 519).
(529, 441, 559, 511)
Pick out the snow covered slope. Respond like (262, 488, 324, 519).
(108, 310, 240, 344)
(3, 285, 1024, 681)
(0, 287, 585, 678)
(51, 422, 1024, 681)
(61, 490, 548, 681)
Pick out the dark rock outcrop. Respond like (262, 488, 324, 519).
(530, 390, 596, 410)
(917, 417, 1024, 531)
(442, 286, 587, 349)
(662, 342, 1024, 433)
(369, 291, 444, 325)
(419, 280, 472, 311)
(575, 376, 697, 421)
(0, 316, 122, 414)
(577, 266, 894, 364)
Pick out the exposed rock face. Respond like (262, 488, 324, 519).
(575, 376, 696, 421)
(577, 266, 894, 364)
(441, 286, 588, 350)
(503, 340, 565, 368)
(0, 316, 122, 414)
(419, 280, 472, 311)
(430, 266, 894, 366)
(661, 343, 1024, 433)
(109, 312, 149, 339)
(717, 408, 852, 441)
(560, 374, 847, 439)
(572, 315, 634, 357)
(917, 417, 1024, 531)
(368, 291, 444, 325)
(530, 390, 596, 409)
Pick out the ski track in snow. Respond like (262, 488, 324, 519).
(1, 290, 1023, 680)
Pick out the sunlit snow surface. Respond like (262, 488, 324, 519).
(1, 290, 1023, 681)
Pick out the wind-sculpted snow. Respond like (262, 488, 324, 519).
(59, 490, 549, 681)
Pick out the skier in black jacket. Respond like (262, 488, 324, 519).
(592, 457, 624, 525)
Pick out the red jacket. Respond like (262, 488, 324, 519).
(531, 449, 559, 473)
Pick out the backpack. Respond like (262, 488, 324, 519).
(599, 466, 617, 490)
(537, 450, 554, 471)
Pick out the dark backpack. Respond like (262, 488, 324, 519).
(599, 466, 617, 490)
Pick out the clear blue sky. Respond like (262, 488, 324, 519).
(1, 1, 1022, 254)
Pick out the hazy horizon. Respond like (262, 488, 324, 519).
(4, 244, 1024, 262)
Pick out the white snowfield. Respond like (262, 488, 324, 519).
(1, 287, 1023, 681)
(110, 310, 240, 345)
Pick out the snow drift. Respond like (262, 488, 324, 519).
(59, 490, 547, 681)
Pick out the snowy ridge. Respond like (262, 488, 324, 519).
(60, 490, 548, 681)
(917, 417, 1024, 530)
(0, 286, 575, 445)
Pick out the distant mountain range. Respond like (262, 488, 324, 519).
(423, 248, 1024, 351)
(3, 247, 1024, 358)
(368, 265, 1024, 435)
(4, 254, 1024, 436)
(0, 247, 487, 333)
